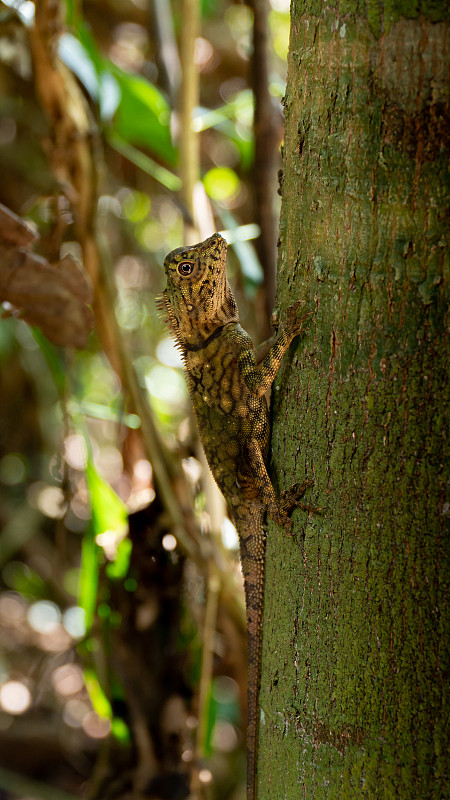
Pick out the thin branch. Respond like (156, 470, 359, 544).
(249, 0, 284, 330)
(190, 565, 221, 799)
(178, 0, 201, 239)
(151, 0, 181, 103)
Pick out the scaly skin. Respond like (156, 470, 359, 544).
(160, 233, 316, 800)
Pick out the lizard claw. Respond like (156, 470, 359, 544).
(285, 301, 313, 338)
(268, 480, 323, 535)
(280, 480, 324, 517)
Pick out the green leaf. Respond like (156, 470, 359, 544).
(79, 458, 128, 631)
(85, 459, 128, 540)
(78, 522, 98, 633)
(201, 680, 217, 757)
(68, 398, 141, 429)
(219, 209, 264, 290)
(58, 33, 99, 100)
(108, 133, 181, 191)
(111, 717, 131, 743)
(32, 328, 66, 395)
(84, 668, 112, 718)
(106, 537, 132, 581)
(109, 67, 177, 165)
(58, 27, 176, 165)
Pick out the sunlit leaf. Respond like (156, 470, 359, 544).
(67, 23, 121, 118)
(106, 537, 132, 580)
(84, 668, 112, 719)
(78, 522, 98, 633)
(85, 459, 128, 539)
(99, 71, 121, 121)
(58, 33, 99, 99)
(0, 0, 35, 25)
(111, 717, 131, 743)
(79, 459, 128, 631)
(193, 90, 254, 131)
(219, 210, 263, 289)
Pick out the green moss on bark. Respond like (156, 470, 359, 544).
(258, 2, 449, 798)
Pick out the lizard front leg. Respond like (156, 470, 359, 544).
(240, 304, 312, 398)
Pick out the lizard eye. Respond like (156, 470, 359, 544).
(177, 261, 194, 276)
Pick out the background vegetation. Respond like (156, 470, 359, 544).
(0, 1, 290, 798)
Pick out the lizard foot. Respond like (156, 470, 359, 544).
(268, 483, 322, 535)
(285, 301, 313, 339)
(267, 503, 294, 535)
(280, 480, 323, 517)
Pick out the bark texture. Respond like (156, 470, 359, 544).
(259, 2, 449, 798)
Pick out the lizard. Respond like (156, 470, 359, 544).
(159, 232, 317, 800)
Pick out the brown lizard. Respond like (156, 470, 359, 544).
(160, 232, 317, 800)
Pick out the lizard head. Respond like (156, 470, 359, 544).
(160, 233, 238, 344)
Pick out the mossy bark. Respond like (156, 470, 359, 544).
(259, 2, 449, 799)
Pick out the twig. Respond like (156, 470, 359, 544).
(179, 0, 200, 240)
(249, 0, 284, 331)
(151, 0, 181, 103)
(190, 565, 220, 799)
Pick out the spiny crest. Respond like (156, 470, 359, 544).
(155, 293, 177, 331)
(161, 233, 238, 346)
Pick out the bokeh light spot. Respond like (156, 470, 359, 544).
(63, 698, 89, 728)
(63, 606, 86, 639)
(27, 600, 61, 634)
(27, 483, 66, 519)
(64, 434, 88, 470)
(162, 534, 177, 552)
(0, 681, 31, 715)
(0, 453, 26, 485)
(82, 710, 111, 739)
(52, 664, 84, 696)
(198, 768, 213, 785)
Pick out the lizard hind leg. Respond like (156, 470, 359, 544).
(245, 438, 293, 531)
(245, 440, 322, 532)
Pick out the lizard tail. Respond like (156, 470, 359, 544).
(234, 504, 266, 800)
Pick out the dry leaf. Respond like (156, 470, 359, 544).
(0, 203, 93, 348)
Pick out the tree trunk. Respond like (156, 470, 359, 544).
(259, 3, 449, 799)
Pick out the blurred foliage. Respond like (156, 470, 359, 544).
(0, 0, 291, 797)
